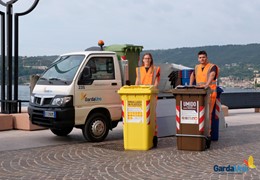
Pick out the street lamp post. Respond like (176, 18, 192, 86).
(0, 0, 40, 113)
(0, 10, 5, 111)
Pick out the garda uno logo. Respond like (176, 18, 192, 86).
(244, 155, 256, 169)
(86, 97, 102, 102)
(80, 92, 102, 102)
(213, 155, 256, 173)
(80, 93, 87, 100)
(213, 164, 248, 174)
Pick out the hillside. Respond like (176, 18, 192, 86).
(143, 43, 260, 80)
(144, 43, 260, 67)
(0, 44, 259, 84)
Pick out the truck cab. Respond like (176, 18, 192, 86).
(28, 51, 124, 142)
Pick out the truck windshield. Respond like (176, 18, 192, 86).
(38, 55, 85, 85)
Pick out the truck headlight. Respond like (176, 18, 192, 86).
(51, 96, 72, 106)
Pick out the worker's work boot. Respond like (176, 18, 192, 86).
(206, 136, 211, 149)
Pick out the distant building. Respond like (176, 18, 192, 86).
(254, 77, 260, 85)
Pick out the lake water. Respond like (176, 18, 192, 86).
(0, 85, 30, 100)
(0, 85, 259, 107)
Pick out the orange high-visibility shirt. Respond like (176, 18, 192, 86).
(195, 63, 219, 92)
(136, 66, 160, 85)
(195, 63, 219, 114)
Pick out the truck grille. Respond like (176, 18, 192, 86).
(34, 97, 53, 105)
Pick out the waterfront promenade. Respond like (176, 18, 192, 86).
(0, 109, 259, 179)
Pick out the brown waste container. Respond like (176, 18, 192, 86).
(170, 86, 211, 151)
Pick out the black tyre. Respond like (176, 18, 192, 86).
(50, 127, 73, 136)
(82, 113, 109, 142)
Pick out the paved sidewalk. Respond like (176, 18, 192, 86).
(0, 109, 259, 179)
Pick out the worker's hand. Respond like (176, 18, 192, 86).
(203, 85, 209, 89)
(198, 84, 209, 89)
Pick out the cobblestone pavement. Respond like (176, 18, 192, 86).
(0, 107, 260, 180)
(0, 109, 260, 180)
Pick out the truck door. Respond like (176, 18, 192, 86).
(74, 55, 122, 124)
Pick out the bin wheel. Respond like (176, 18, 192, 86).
(82, 113, 109, 142)
(111, 120, 119, 129)
(153, 136, 158, 148)
(206, 136, 211, 149)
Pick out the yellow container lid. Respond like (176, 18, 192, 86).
(118, 85, 159, 95)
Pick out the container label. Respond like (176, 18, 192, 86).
(180, 100, 199, 124)
(126, 100, 143, 123)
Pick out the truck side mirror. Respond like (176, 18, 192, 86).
(78, 66, 94, 85)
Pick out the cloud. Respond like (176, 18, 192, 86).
(0, 0, 260, 56)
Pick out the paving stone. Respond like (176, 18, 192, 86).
(0, 123, 259, 179)
(0, 109, 260, 179)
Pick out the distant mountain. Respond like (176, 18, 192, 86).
(143, 43, 260, 67)
(0, 44, 259, 84)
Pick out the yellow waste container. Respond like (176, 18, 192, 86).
(118, 85, 159, 150)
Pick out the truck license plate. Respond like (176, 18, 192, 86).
(44, 111, 56, 118)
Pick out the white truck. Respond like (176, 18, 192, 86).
(28, 44, 143, 142)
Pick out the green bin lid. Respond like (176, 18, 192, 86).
(105, 44, 143, 53)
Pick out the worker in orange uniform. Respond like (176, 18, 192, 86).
(189, 50, 219, 147)
(135, 53, 160, 147)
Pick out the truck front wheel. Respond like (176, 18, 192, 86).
(50, 127, 73, 136)
(82, 113, 109, 142)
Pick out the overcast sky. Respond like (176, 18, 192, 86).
(0, 0, 260, 56)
